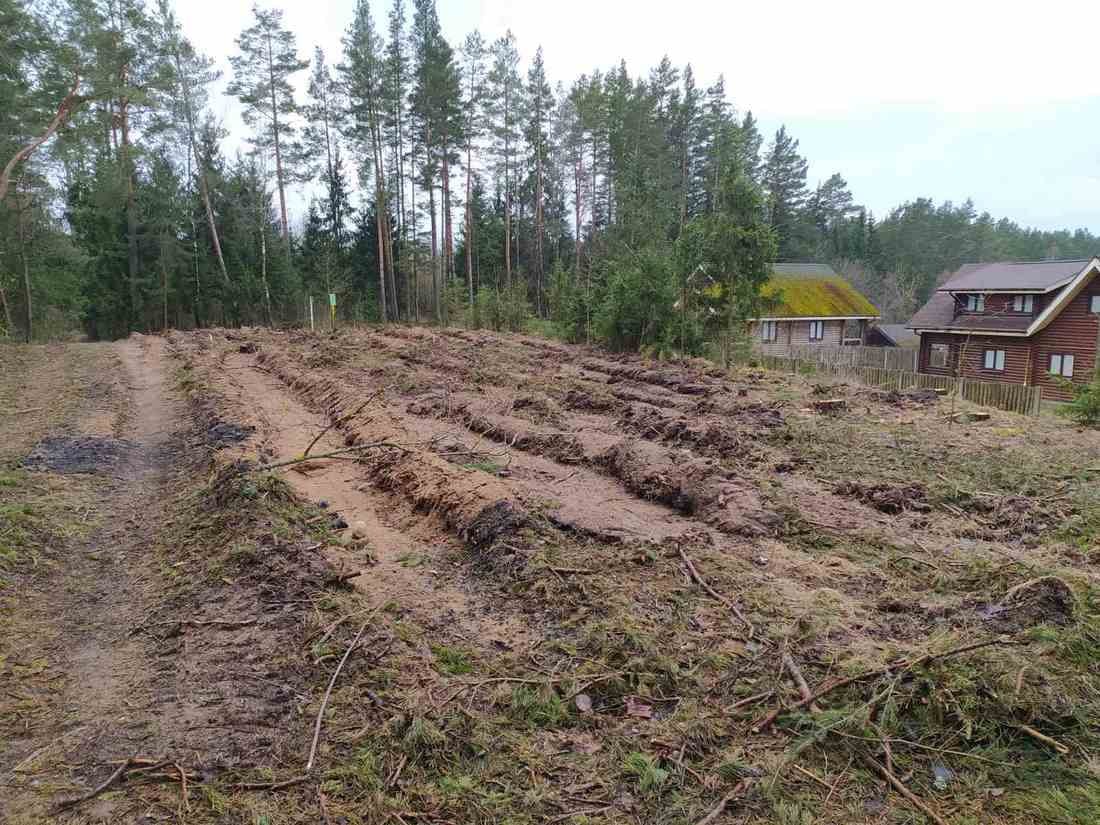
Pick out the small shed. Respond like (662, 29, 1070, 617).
(867, 323, 920, 348)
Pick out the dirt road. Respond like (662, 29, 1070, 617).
(1, 337, 335, 822)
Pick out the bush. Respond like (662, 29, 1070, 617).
(472, 282, 529, 332)
(1056, 376, 1100, 427)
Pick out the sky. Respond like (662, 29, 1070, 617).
(176, 0, 1100, 234)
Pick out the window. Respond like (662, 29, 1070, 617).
(1012, 294, 1034, 313)
(929, 343, 950, 368)
(1050, 353, 1075, 378)
(965, 294, 985, 312)
(1090, 295, 1100, 314)
(760, 320, 778, 342)
(983, 349, 1005, 371)
(808, 320, 824, 341)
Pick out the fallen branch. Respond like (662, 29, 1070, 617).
(725, 690, 773, 712)
(862, 755, 948, 825)
(304, 392, 381, 457)
(782, 652, 821, 712)
(677, 544, 754, 638)
(3, 406, 43, 416)
(254, 440, 413, 472)
(753, 636, 1021, 732)
(52, 756, 134, 813)
(693, 781, 750, 825)
(1017, 723, 1069, 755)
(307, 616, 373, 772)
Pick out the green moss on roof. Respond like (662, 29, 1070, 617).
(761, 267, 879, 318)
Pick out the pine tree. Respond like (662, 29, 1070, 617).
(525, 46, 551, 315)
(343, 0, 393, 321)
(227, 5, 308, 253)
(486, 30, 523, 288)
(459, 31, 487, 303)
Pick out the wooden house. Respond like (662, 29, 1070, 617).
(750, 263, 879, 355)
(908, 258, 1100, 400)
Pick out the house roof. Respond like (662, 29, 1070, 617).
(909, 257, 1100, 336)
(874, 324, 920, 347)
(939, 259, 1091, 293)
(758, 263, 879, 320)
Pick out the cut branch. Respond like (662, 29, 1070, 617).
(677, 544, 754, 637)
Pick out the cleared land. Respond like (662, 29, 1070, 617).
(1, 326, 1099, 824)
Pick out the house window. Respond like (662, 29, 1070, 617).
(1050, 353, 1075, 378)
(929, 343, 950, 368)
(965, 294, 985, 312)
(760, 321, 778, 342)
(808, 320, 824, 341)
(1012, 294, 1034, 313)
(1090, 295, 1100, 314)
(983, 349, 1005, 371)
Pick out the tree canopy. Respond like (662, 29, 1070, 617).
(1, 0, 1095, 344)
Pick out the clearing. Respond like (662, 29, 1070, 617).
(1, 325, 1099, 824)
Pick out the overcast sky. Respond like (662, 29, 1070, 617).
(176, 0, 1100, 234)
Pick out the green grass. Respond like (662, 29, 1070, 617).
(432, 644, 474, 675)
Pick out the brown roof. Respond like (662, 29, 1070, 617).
(940, 259, 1089, 293)
(908, 292, 1035, 333)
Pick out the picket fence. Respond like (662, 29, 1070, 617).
(750, 354, 1043, 416)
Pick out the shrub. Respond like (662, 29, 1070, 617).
(1056, 376, 1100, 427)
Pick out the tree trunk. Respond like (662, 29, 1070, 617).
(441, 144, 453, 285)
(429, 181, 439, 321)
(119, 96, 140, 331)
(573, 155, 583, 273)
(267, 33, 291, 249)
(0, 280, 13, 334)
(410, 146, 419, 323)
(465, 140, 474, 305)
(375, 197, 388, 323)
(535, 135, 544, 317)
(18, 205, 32, 344)
(161, 249, 169, 332)
(259, 191, 273, 327)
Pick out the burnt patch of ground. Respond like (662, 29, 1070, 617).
(23, 434, 136, 475)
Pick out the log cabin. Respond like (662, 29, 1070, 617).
(908, 258, 1100, 401)
(749, 263, 879, 355)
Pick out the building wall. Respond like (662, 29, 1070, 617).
(752, 319, 844, 355)
(918, 332, 1031, 384)
(1031, 276, 1100, 400)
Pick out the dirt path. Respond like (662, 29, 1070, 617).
(1, 336, 197, 822)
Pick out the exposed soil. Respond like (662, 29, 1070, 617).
(4, 325, 1100, 825)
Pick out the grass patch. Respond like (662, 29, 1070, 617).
(432, 644, 474, 675)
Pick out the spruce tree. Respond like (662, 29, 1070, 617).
(762, 125, 809, 259)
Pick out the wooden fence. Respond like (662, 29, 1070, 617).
(749, 355, 1043, 416)
(785, 344, 919, 372)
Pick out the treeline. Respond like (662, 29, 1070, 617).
(1, 0, 1096, 345)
